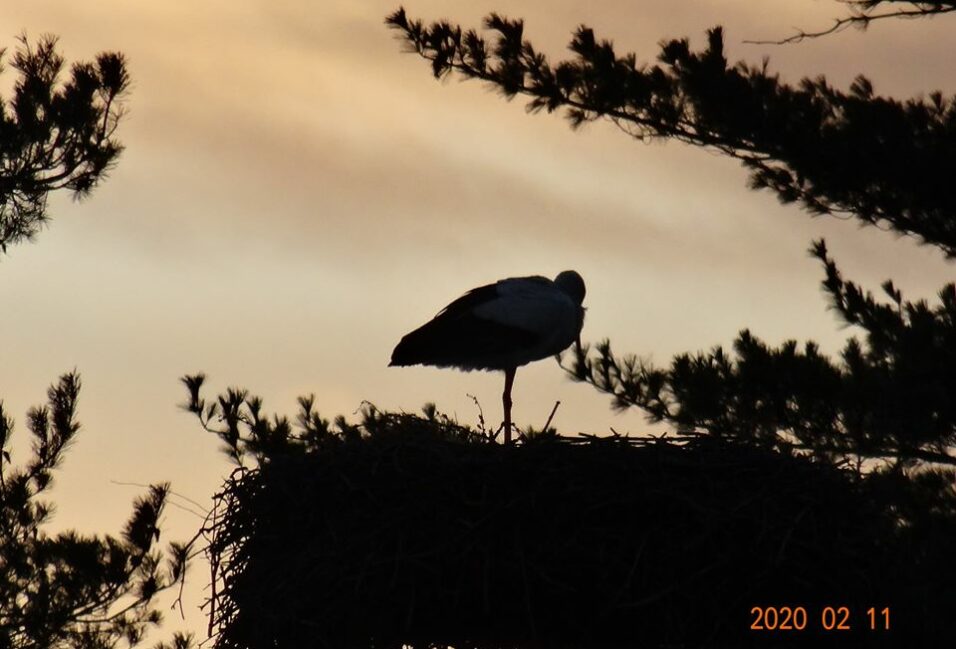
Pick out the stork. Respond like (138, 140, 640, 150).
(390, 270, 586, 442)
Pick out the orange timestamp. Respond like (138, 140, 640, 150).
(750, 605, 891, 632)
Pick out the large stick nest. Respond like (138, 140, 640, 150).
(201, 413, 948, 648)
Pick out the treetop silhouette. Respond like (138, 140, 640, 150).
(0, 373, 189, 648)
(0, 34, 129, 255)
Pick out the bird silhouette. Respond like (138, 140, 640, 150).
(390, 270, 586, 442)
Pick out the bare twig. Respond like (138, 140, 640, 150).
(111, 480, 209, 519)
(746, 1, 956, 44)
(543, 401, 561, 431)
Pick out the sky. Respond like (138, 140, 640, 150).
(1, 0, 954, 643)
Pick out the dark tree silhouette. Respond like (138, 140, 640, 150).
(564, 239, 956, 471)
(386, 4, 956, 475)
(0, 34, 129, 256)
(386, 6, 956, 256)
(0, 373, 189, 648)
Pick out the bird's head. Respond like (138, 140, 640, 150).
(554, 270, 586, 306)
(556, 270, 586, 355)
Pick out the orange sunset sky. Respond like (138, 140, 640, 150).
(1, 1, 954, 641)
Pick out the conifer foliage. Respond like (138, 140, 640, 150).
(0, 35, 129, 255)
(0, 373, 188, 648)
(386, 6, 956, 256)
(563, 239, 956, 471)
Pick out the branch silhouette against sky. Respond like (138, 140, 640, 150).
(0, 35, 128, 256)
(387, 6, 956, 257)
(750, 0, 956, 44)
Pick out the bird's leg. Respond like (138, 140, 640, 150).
(503, 367, 516, 444)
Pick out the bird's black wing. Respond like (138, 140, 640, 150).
(390, 280, 544, 370)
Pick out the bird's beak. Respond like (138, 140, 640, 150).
(575, 334, 582, 358)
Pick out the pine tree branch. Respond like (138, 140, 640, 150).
(387, 8, 956, 257)
(560, 239, 956, 472)
(0, 375, 187, 648)
(0, 36, 129, 256)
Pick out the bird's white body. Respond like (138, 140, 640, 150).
(467, 276, 583, 368)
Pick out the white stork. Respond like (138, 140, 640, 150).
(390, 270, 586, 443)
